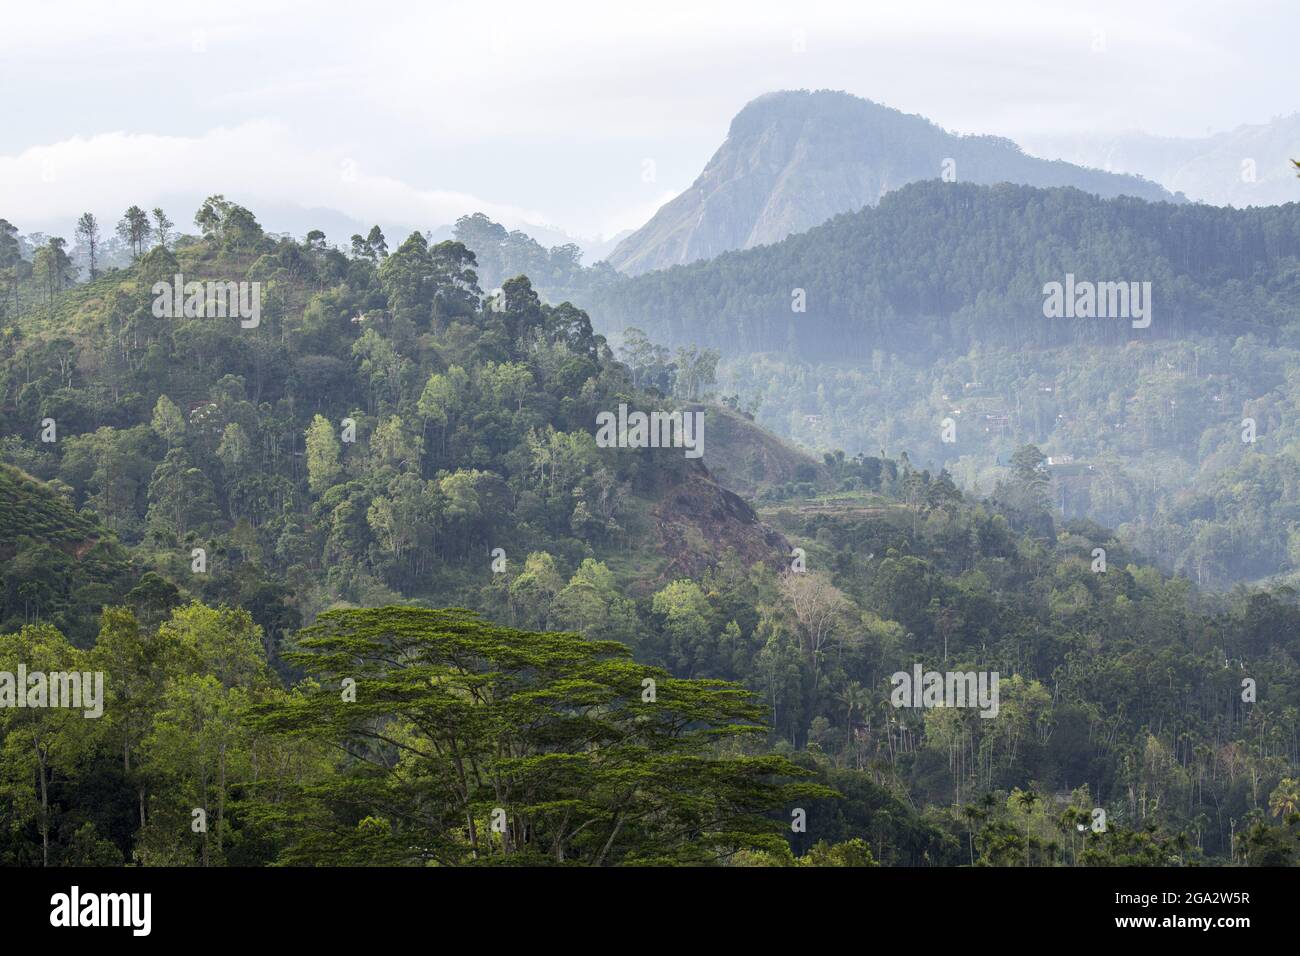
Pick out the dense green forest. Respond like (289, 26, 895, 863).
(715, 338, 1300, 589)
(513, 181, 1300, 590)
(0, 198, 1298, 866)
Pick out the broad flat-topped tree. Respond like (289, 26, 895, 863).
(248, 605, 832, 865)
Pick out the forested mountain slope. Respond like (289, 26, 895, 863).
(584, 181, 1300, 590)
(592, 180, 1300, 359)
(0, 199, 789, 645)
(0, 198, 1297, 867)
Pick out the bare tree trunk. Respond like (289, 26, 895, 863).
(38, 753, 49, 867)
(217, 744, 227, 859)
(593, 813, 624, 867)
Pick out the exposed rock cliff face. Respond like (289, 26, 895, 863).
(651, 462, 790, 581)
(608, 90, 1175, 275)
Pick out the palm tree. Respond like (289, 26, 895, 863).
(1012, 788, 1039, 863)
(836, 680, 868, 750)
(961, 802, 986, 865)
(1268, 777, 1300, 822)
(1058, 806, 1090, 865)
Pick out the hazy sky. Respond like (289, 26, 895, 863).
(2, 0, 1296, 248)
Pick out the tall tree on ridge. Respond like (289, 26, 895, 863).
(74, 212, 101, 279)
(116, 205, 152, 260)
(152, 208, 174, 250)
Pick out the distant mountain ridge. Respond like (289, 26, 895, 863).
(607, 89, 1177, 275)
(589, 179, 1300, 360)
(1022, 114, 1300, 209)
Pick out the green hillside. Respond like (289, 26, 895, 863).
(586, 180, 1300, 358)
(0, 463, 98, 549)
(0, 197, 1297, 868)
(562, 181, 1300, 588)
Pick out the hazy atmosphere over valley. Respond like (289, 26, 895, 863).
(0, 0, 1297, 928)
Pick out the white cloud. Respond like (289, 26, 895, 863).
(0, 121, 550, 239)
